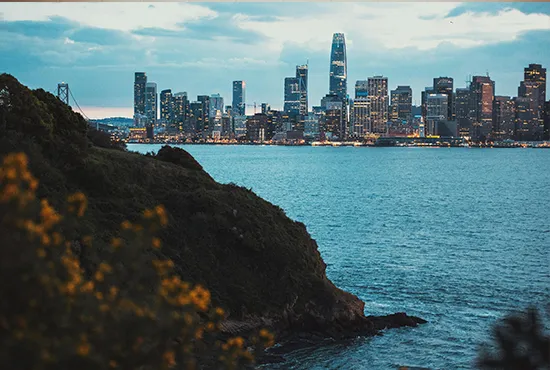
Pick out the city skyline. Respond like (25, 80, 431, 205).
(2, 2, 550, 118)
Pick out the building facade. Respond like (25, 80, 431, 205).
(296, 64, 308, 117)
(470, 76, 495, 140)
(209, 93, 224, 118)
(134, 72, 147, 121)
(433, 77, 454, 121)
(232, 81, 246, 116)
(368, 76, 389, 134)
(145, 82, 157, 125)
(352, 97, 371, 137)
(492, 96, 515, 139)
(160, 89, 173, 124)
(329, 33, 347, 100)
(390, 85, 412, 124)
(425, 93, 448, 136)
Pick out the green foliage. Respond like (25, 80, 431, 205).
(0, 152, 274, 370)
(477, 306, 550, 370)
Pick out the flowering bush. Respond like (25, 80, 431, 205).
(0, 152, 274, 370)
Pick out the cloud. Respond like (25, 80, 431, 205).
(0, 3, 217, 31)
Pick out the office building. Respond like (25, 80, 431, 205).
(368, 76, 389, 134)
(329, 33, 347, 100)
(232, 81, 246, 116)
(493, 96, 515, 139)
(470, 76, 495, 140)
(134, 72, 147, 120)
(209, 93, 224, 118)
(433, 77, 454, 121)
(160, 89, 173, 123)
(145, 82, 157, 125)
(390, 86, 413, 124)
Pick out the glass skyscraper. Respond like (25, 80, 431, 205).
(232, 81, 246, 116)
(134, 72, 147, 118)
(329, 33, 347, 101)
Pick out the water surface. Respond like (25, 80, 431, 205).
(129, 144, 550, 369)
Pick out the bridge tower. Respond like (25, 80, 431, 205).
(57, 83, 69, 105)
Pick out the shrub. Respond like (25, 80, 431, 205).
(0, 152, 274, 370)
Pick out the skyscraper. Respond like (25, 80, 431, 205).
(544, 100, 550, 140)
(160, 89, 173, 123)
(493, 96, 515, 139)
(352, 97, 371, 137)
(209, 93, 224, 118)
(134, 72, 147, 119)
(433, 77, 454, 121)
(355, 80, 368, 98)
(197, 95, 210, 136)
(321, 94, 346, 139)
(329, 33, 347, 100)
(145, 82, 157, 125)
(232, 81, 246, 116)
(455, 87, 471, 137)
(390, 86, 412, 124)
(284, 77, 301, 117)
(516, 64, 547, 140)
(172, 92, 188, 132)
(296, 64, 308, 116)
(470, 76, 495, 140)
(367, 76, 389, 134)
(425, 93, 448, 136)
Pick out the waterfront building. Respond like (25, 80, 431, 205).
(455, 88, 471, 137)
(197, 95, 210, 137)
(284, 77, 301, 117)
(296, 64, 308, 117)
(172, 92, 188, 132)
(133, 72, 147, 123)
(390, 85, 412, 124)
(425, 93, 448, 136)
(304, 112, 319, 138)
(515, 64, 547, 140)
(145, 82, 157, 125)
(368, 76, 389, 134)
(329, 33, 347, 100)
(470, 75, 495, 140)
(352, 97, 371, 137)
(545, 100, 550, 140)
(493, 96, 516, 139)
(433, 77, 454, 121)
(209, 93, 224, 119)
(233, 115, 247, 138)
(232, 81, 246, 116)
(160, 89, 173, 123)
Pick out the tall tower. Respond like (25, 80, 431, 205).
(160, 89, 173, 123)
(329, 33, 347, 100)
(296, 64, 308, 116)
(145, 82, 157, 125)
(134, 72, 147, 117)
(232, 81, 246, 116)
(367, 76, 389, 134)
(433, 77, 454, 121)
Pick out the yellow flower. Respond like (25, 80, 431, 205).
(121, 220, 132, 230)
(36, 248, 46, 258)
(152, 237, 161, 249)
(94, 271, 104, 282)
(109, 360, 118, 368)
(76, 342, 90, 356)
(111, 237, 123, 249)
(99, 262, 112, 273)
(162, 350, 176, 368)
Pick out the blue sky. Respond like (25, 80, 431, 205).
(1, 2, 549, 118)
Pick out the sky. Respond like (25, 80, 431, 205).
(1, 2, 550, 119)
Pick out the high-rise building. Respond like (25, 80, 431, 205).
(455, 87, 471, 137)
(209, 93, 224, 118)
(284, 77, 301, 116)
(145, 82, 157, 125)
(470, 76, 495, 140)
(172, 92, 188, 132)
(492, 96, 515, 139)
(367, 76, 389, 134)
(321, 94, 346, 139)
(421, 86, 434, 125)
(329, 33, 347, 100)
(261, 103, 271, 114)
(355, 80, 368, 98)
(188, 101, 203, 136)
(390, 86, 412, 124)
(232, 81, 246, 116)
(433, 77, 454, 121)
(197, 95, 210, 136)
(516, 64, 547, 140)
(160, 89, 173, 123)
(134, 72, 147, 120)
(352, 97, 371, 137)
(425, 93, 448, 136)
(296, 64, 308, 116)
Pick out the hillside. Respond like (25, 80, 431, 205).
(0, 73, 425, 342)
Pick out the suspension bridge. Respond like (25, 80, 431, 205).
(56, 82, 95, 125)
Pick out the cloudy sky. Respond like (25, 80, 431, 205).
(1, 2, 549, 118)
